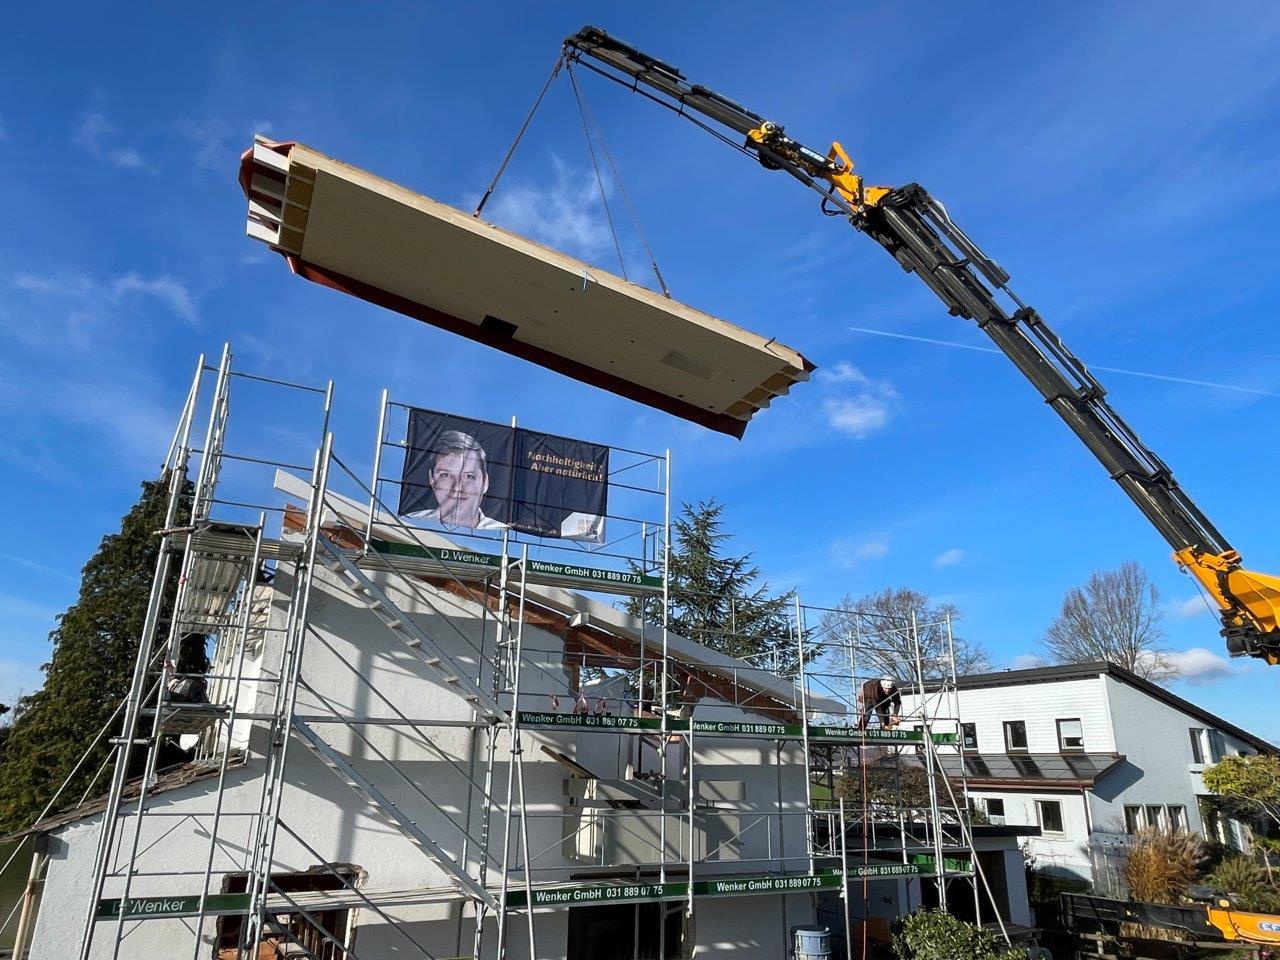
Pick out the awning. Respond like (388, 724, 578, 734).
(240, 137, 814, 437)
(935, 752, 1125, 789)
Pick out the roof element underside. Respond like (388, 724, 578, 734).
(240, 137, 814, 437)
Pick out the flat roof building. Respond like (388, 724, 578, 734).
(904, 662, 1278, 891)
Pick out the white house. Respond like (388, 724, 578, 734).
(0, 475, 1032, 959)
(905, 662, 1277, 887)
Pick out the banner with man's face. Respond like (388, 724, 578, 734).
(398, 409, 609, 543)
(399, 412, 514, 531)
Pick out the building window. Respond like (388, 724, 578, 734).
(985, 798, 1005, 818)
(1057, 718, 1084, 752)
(1207, 730, 1225, 764)
(1168, 805, 1186, 832)
(1004, 720, 1028, 752)
(1200, 799, 1226, 845)
(1124, 805, 1143, 835)
(1189, 728, 1205, 764)
(1145, 805, 1166, 830)
(1037, 799, 1065, 835)
(961, 723, 977, 750)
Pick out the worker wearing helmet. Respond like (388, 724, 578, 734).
(858, 676, 902, 731)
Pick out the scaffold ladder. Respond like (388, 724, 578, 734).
(316, 537, 505, 722)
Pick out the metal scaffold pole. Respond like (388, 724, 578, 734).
(794, 594, 815, 875)
(659, 449, 671, 960)
(473, 525, 513, 960)
(244, 428, 333, 957)
(911, 610, 947, 912)
(188, 516, 267, 959)
(513, 547, 537, 959)
(75, 348, 212, 960)
(362, 388, 389, 556)
(838, 797, 853, 960)
(686, 709, 695, 927)
(496, 545, 537, 960)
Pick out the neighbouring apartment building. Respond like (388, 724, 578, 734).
(907, 662, 1278, 886)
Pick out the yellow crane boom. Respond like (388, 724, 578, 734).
(563, 25, 1280, 664)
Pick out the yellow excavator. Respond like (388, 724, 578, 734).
(1062, 892, 1280, 955)
(563, 26, 1280, 665)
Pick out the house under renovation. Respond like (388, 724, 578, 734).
(0, 349, 1030, 959)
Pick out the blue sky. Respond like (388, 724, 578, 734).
(1, 4, 1278, 738)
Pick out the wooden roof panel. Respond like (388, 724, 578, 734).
(241, 137, 813, 437)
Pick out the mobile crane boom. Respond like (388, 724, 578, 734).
(563, 26, 1280, 664)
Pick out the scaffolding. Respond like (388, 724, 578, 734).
(64, 344, 996, 960)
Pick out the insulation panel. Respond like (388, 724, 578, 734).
(240, 137, 813, 436)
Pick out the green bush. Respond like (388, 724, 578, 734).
(1206, 856, 1280, 913)
(892, 909, 1029, 960)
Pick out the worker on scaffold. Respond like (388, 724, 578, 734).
(857, 676, 902, 731)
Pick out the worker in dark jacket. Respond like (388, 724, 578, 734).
(858, 676, 902, 731)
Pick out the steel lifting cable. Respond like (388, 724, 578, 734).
(567, 63, 628, 280)
(473, 53, 565, 219)
(569, 61, 674, 299)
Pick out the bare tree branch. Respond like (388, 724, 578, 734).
(818, 587, 988, 688)
(1040, 561, 1174, 680)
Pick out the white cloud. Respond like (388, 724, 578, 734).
(817, 362, 898, 438)
(0, 593, 59, 624)
(1162, 647, 1237, 685)
(934, 548, 965, 568)
(1170, 595, 1210, 619)
(12, 272, 87, 296)
(177, 117, 272, 173)
(0, 552, 74, 582)
(7, 268, 199, 344)
(176, 118, 231, 171)
(52, 379, 177, 471)
(72, 108, 147, 171)
(823, 395, 890, 437)
(110, 273, 199, 325)
(483, 156, 616, 262)
(830, 534, 890, 568)
(1009, 653, 1045, 670)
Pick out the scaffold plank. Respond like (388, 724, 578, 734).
(365, 538, 661, 597)
(514, 711, 956, 744)
(95, 856, 973, 921)
(505, 857, 972, 910)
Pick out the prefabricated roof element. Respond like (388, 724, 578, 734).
(240, 137, 813, 437)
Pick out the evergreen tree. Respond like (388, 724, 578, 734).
(626, 499, 800, 675)
(0, 473, 192, 833)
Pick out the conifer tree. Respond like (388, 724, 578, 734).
(626, 499, 799, 674)
(0, 473, 193, 833)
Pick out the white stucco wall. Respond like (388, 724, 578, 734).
(969, 789, 1091, 881)
(1095, 674, 1260, 840)
(908, 676, 1114, 755)
(902, 669, 1273, 889)
(28, 560, 819, 959)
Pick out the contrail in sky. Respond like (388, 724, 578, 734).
(847, 326, 1279, 399)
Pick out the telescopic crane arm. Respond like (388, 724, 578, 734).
(564, 25, 1280, 664)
